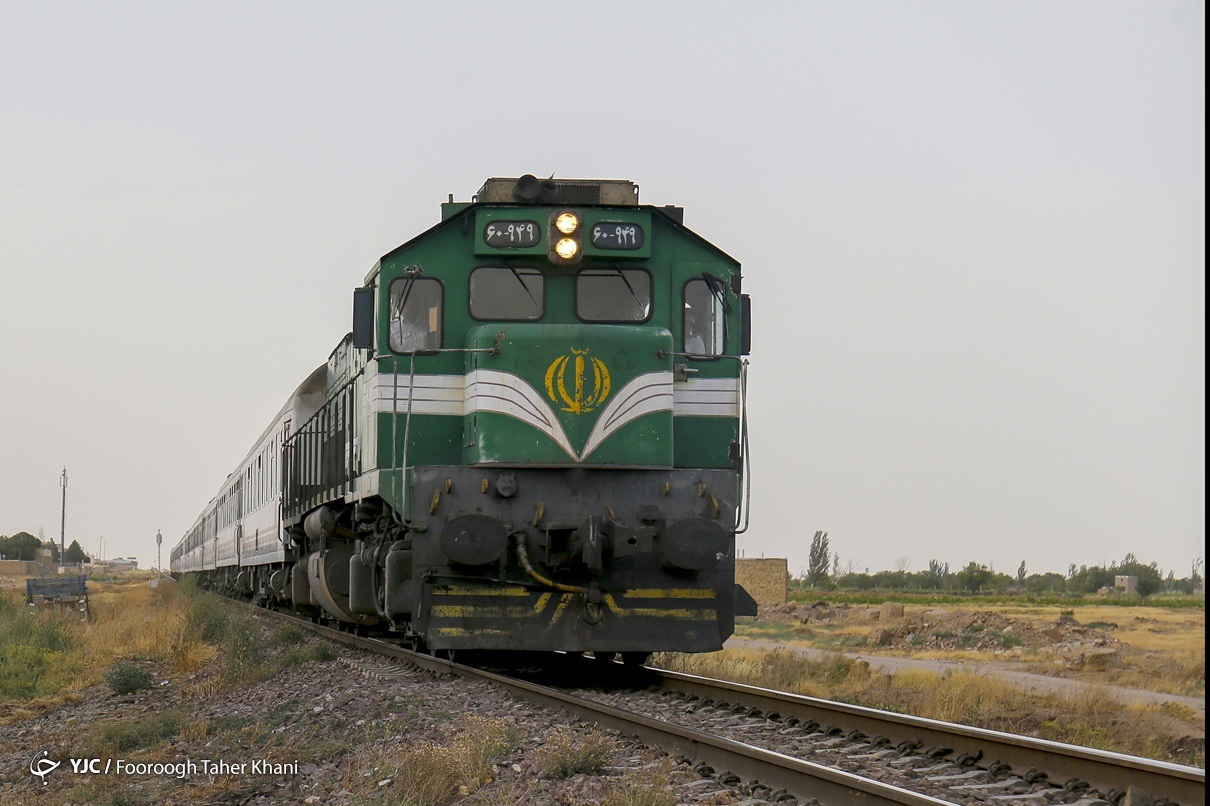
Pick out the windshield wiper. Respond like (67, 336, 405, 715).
(610, 263, 643, 308)
(503, 260, 538, 307)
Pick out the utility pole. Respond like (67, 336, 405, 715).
(59, 467, 68, 568)
(156, 530, 162, 572)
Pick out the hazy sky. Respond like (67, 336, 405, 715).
(1, 2, 1203, 578)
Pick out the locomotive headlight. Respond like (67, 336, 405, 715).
(554, 237, 579, 260)
(547, 209, 583, 264)
(555, 212, 580, 234)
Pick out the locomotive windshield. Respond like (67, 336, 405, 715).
(576, 268, 651, 322)
(469, 266, 544, 320)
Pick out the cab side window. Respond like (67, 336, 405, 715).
(683, 279, 725, 356)
(388, 277, 443, 353)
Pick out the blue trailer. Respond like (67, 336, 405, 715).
(26, 575, 89, 619)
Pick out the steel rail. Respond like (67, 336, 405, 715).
(639, 665, 1205, 806)
(250, 607, 950, 804)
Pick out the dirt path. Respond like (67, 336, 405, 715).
(725, 636, 1207, 728)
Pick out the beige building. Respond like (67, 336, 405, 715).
(736, 558, 788, 609)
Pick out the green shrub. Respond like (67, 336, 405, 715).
(89, 710, 181, 754)
(186, 593, 230, 643)
(990, 630, 1022, 648)
(270, 625, 304, 646)
(221, 619, 266, 684)
(104, 660, 153, 694)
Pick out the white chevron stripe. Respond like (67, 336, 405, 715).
(582, 371, 674, 457)
(465, 369, 578, 460)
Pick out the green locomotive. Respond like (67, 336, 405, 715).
(172, 175, 755, 658)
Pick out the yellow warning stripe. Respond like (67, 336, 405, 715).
(436, 586, 530, 597)
(546, 593, 575, 631)
(431, 605, 541, 619)
(603, 594, 715, 619)
(429, 627, 512, 638)
(622, 588, 716, 599)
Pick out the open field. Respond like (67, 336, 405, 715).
(738, 596, 1205, 697)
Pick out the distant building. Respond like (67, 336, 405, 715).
(94, 556, 139, 571)
(1114, 575, 1138, 594)
(736, 558, 788, 608)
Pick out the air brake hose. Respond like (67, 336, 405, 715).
(513, 533, 587, 594)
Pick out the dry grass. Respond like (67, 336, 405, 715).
(741, 599, 1205, 700)
(458, 714, 522, 788)
(0, 578, 223, 723)
(602, 756, 679, 806)
(387, 742, 464, 805)
(85, 579, 217, 676)
(655, 646, 1204, 767)
(349, 714, 522, 805)
(535, 725, 616, 779)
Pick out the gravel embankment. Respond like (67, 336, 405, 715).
(0, 619, 776, 805)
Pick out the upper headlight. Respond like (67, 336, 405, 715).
(555, 212, 579, 234)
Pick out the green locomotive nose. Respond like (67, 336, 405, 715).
(464, 324, 674, 467)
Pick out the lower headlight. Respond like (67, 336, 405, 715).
(554, 237, 579, 260)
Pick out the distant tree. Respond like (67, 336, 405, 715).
(894, 556, 911, 573)
(956, 561, 993, 594)
(0, 531, 42, 561)
(842, 572, 875, 590)
(64, 539, 87, 564)
(872, 569, 910, 590)
(1069, 565, 1114, 594)
(1025, 572, 1067, 594)
(1017, 561, 1027, 583)
(807, 531, 830, 587)
(42, 540, 61, 562)
(832, 551, 840, 578)
(989, 571, 1016, 592)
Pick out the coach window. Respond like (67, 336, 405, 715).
(388, 277, 443, 353)
(683, 279, 725, 357)
(469, 266, 544, 320)
(576, 268, 651, 322)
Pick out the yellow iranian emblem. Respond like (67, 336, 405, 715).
(545, 348, 611, 414)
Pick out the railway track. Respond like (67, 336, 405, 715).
(249, 604, 1204, 805)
